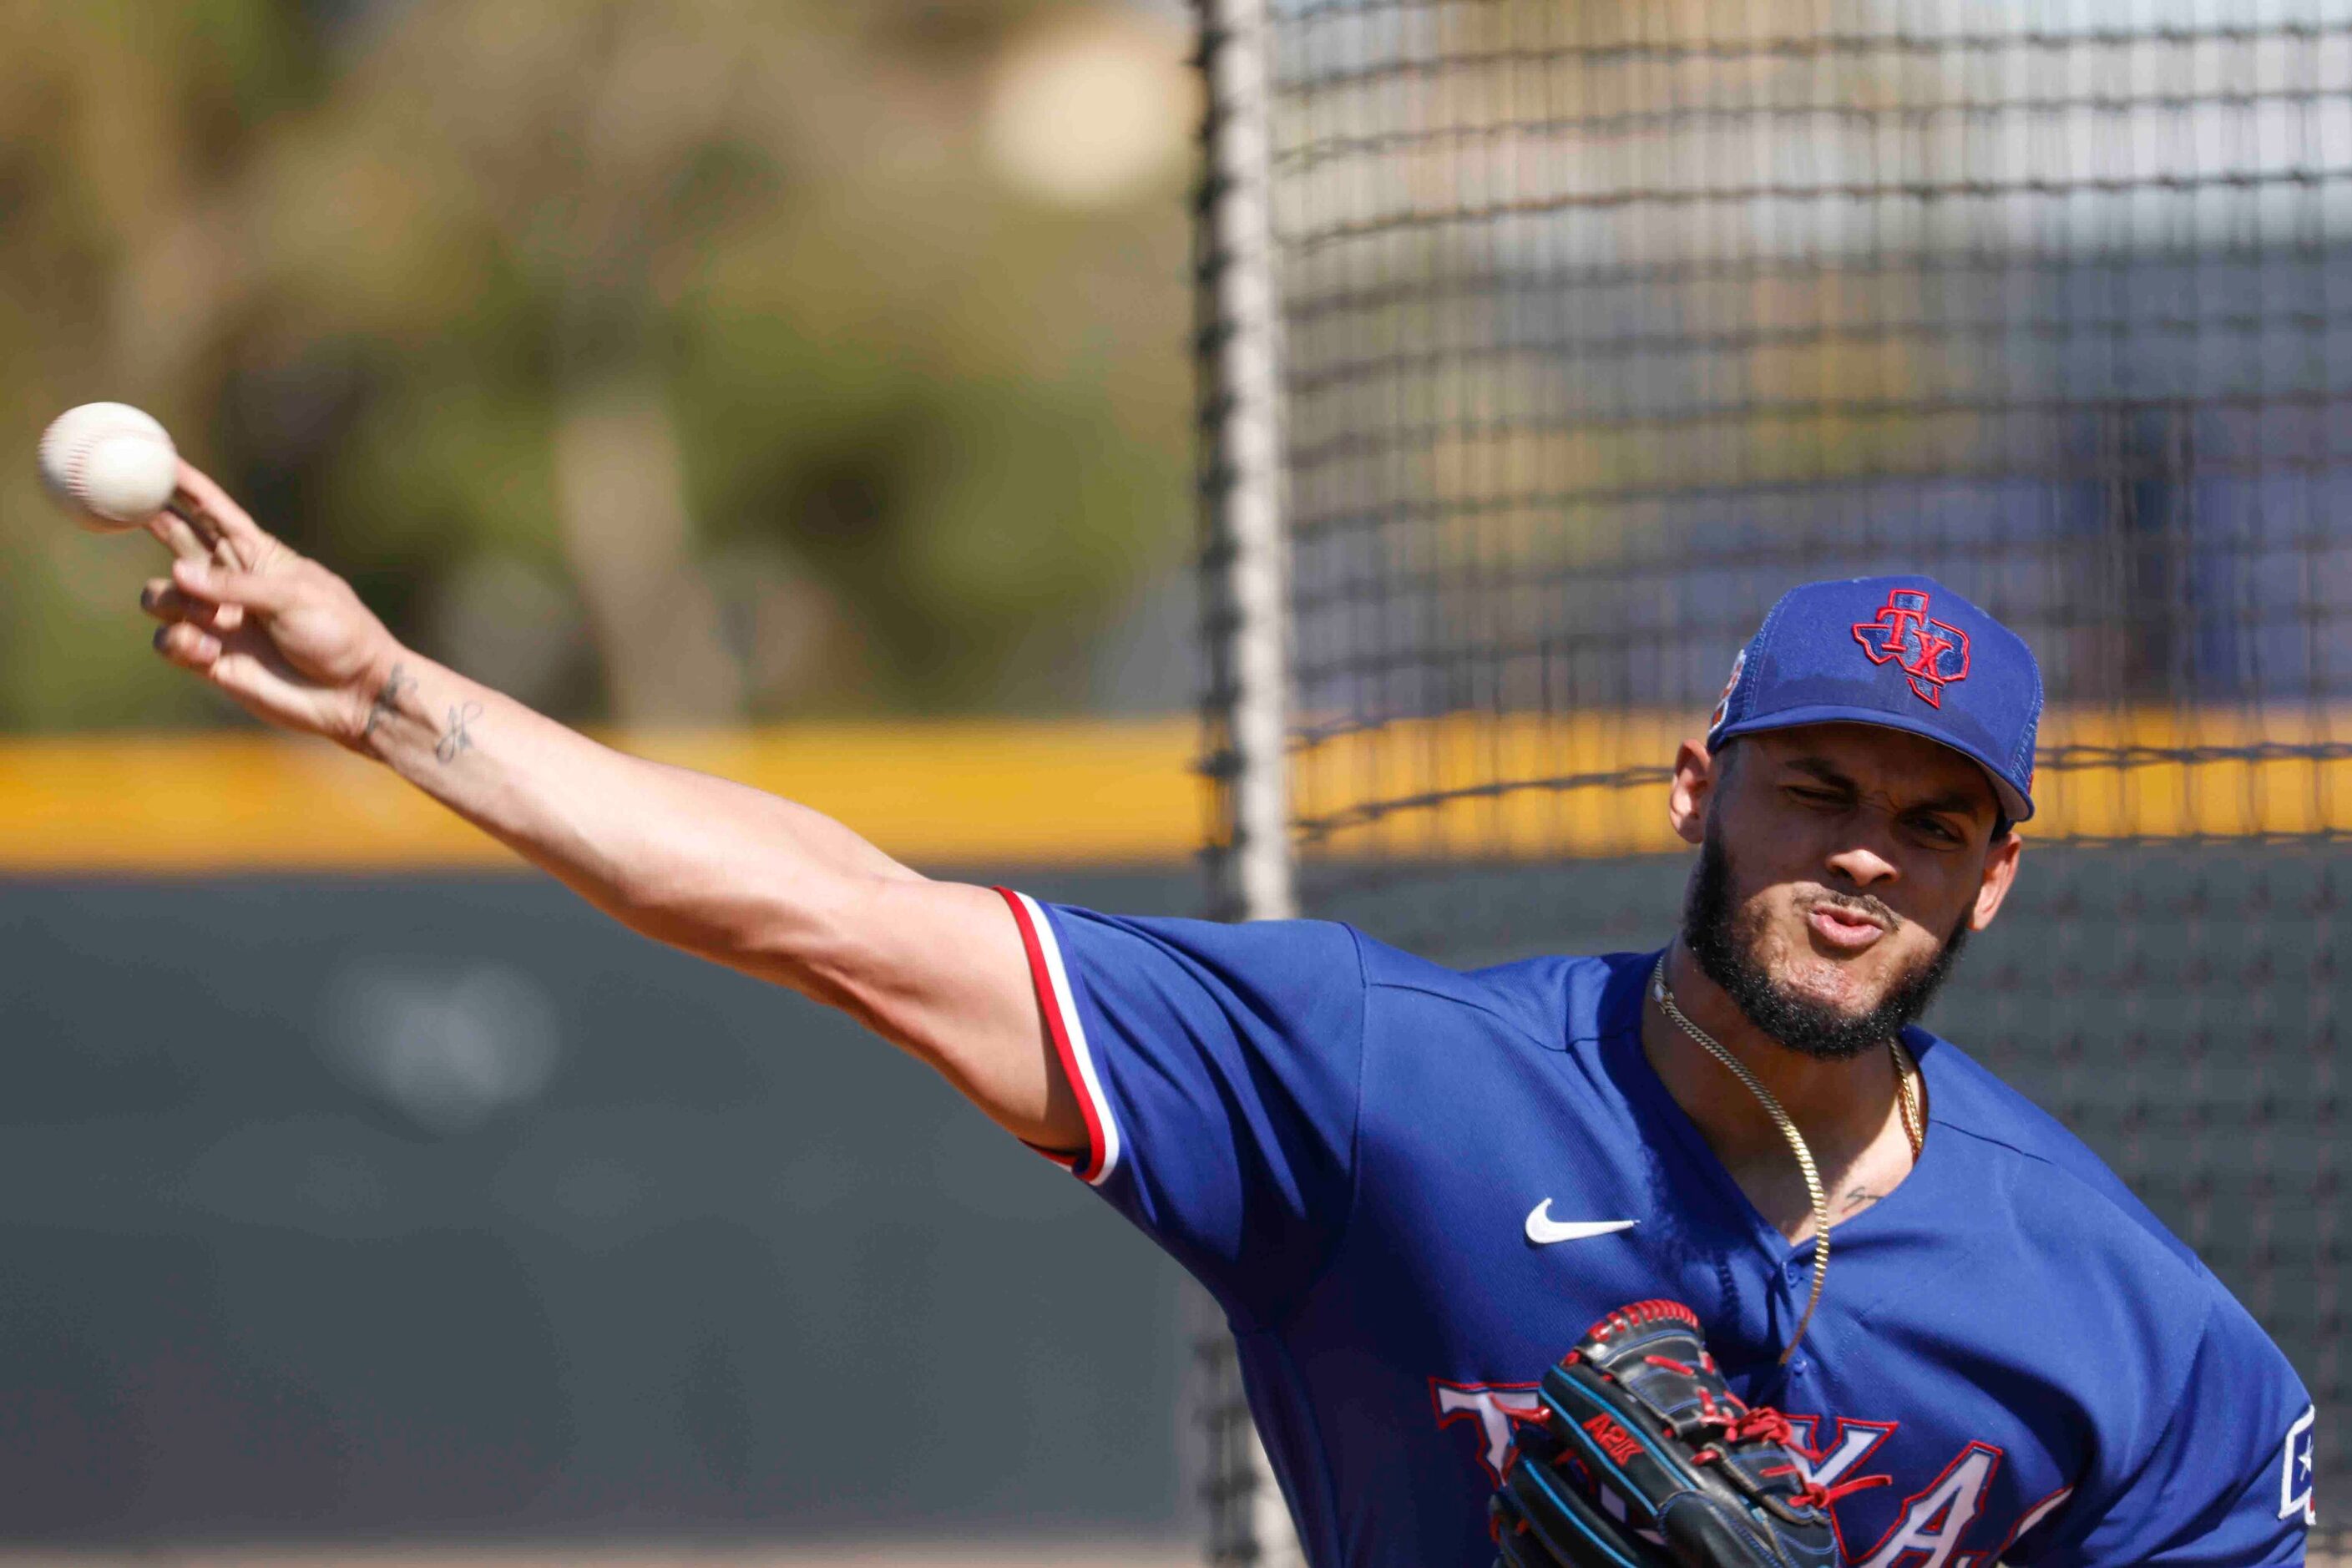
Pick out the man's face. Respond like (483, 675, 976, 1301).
(1677, 724, 2015, 1059)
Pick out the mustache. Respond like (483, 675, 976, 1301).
(1798, 887, 1901, 931)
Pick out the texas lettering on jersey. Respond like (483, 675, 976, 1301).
(1434, 1389, 2073, 1568)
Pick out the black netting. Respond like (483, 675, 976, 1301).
(1205, 0, 2344, 1510)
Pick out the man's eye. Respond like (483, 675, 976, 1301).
(1911, 817, 1963, 844)
(1788, 787, 1844, 807)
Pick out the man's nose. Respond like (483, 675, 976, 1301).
(1823, 839, 1899, 888)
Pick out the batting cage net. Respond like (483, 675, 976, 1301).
(1195, 1, 2344, 1561)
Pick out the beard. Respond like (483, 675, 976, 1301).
(1681, 817, 1972, 1060)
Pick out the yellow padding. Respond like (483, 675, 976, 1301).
(0, 722, 1202, 873)
(1, 709, 2339, 874)
(1294, 709, 2352, 859)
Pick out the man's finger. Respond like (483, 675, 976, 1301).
(139, 579, 242, 634)
(173, 557, 303, 614)
(151, 621, 223, 670)
(139, 514, 248, 631)
(168, 461, 282, 572)
(144, 507, 210, 563)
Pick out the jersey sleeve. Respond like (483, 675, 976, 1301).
(2031, 1291, 2315, 1568)
(995, 890, 1368, 1328)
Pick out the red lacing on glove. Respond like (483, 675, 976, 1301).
(1707, 1400, 1894, 1517)
(1766, 1466, 1894, 1515)
(1716, 1405, 1797, 1447)
(1584, 1299, 1703, 1341)
(1685, 1399, 1813, 1474)
(1654, 1365, 1768, 1438)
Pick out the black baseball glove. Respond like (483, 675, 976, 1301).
(1490, 1299, 1846, 1568)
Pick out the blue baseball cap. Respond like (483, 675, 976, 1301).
(1705, 574, 2042, 822)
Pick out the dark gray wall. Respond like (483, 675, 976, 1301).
(0, 868, 1196, 1545)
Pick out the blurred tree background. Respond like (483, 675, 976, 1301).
(0, 0, 1200, 730)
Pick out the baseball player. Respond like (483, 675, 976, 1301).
(137, 465, 2314, 1567)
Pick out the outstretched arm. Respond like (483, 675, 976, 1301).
(139, 463, 1081, 1151)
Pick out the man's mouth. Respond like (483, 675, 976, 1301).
(1805, 902, 1889, 952)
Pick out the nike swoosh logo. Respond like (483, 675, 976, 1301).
(1525, 1201, 1639, 1246)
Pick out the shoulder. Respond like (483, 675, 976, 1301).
(1039, 903, 1370, 998)
(1909, 1035, 2303, 1395)
(1353, 939, 1654, 1053)
(1020, 903, 1376, 1075)
(1038, 905, 1649, 1044)
(1032, 905, 1649, 1055)
(1901, 1039, 2308, 1475)
(1918, 1034, 2208, 1282)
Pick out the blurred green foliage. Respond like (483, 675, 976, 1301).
(0, 0, 1198, 728)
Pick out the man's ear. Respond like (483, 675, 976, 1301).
(1970, 828, 2024, 930)
(1668, 739, 1717, 847)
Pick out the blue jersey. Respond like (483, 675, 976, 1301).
(996, 892, 2318, 1568)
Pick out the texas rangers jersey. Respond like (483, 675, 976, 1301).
(996, 892, 2317, 1568)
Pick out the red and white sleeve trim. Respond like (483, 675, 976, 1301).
(995, 888, 1122, 1186)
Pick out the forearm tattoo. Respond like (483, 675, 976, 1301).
(364, 664, 415, 737)
(435, 701, 482, 765)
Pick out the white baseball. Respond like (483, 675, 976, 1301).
(38, 402, 180, 532)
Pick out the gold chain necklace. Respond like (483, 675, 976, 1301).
(1649, 955, 1925, 1363)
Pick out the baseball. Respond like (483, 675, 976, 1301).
(38, 402, 180, 531)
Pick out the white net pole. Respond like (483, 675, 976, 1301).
(1200, 0, 1294, 929)
(1192, 0, 1302, 1564)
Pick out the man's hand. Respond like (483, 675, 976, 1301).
(139, 462, 403, 751)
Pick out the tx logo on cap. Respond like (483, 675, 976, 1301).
(1853, 587, 1971, 708)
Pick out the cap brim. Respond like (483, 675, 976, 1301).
(1710, 705, 2034, 823)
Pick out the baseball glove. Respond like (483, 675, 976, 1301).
(1490, 1299, 1849, 1568)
